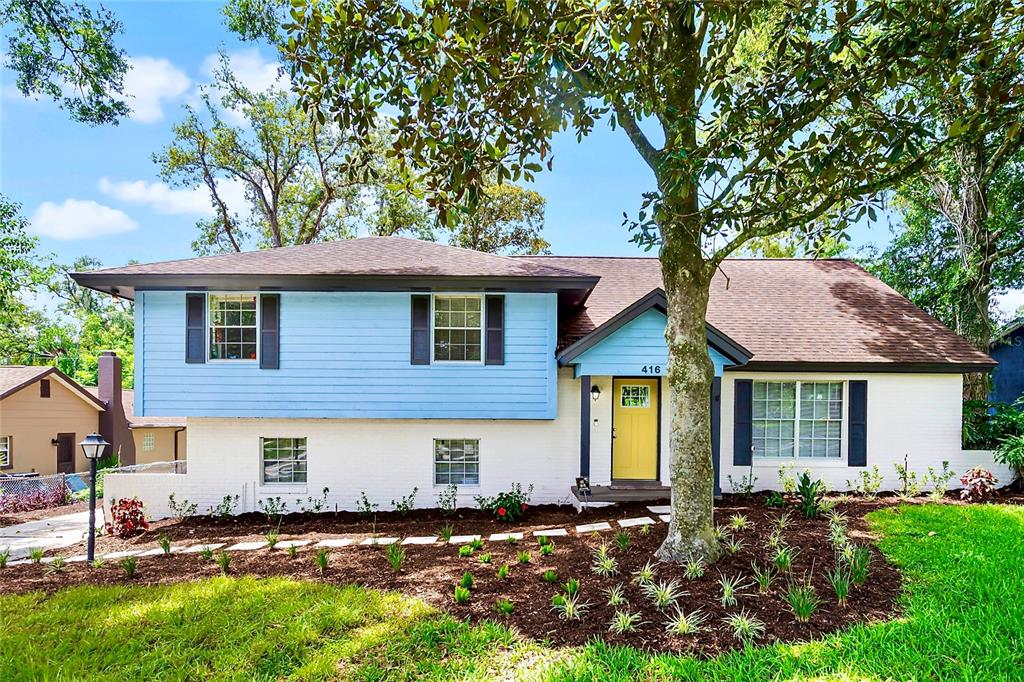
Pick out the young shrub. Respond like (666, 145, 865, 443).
(727, 471, 757, 496)
(614, 530, 631, 552)
(453, 585, 471, 604)
(496, 563, 510, 580)
(846, 465, 883, 499)
(167, 493, 198, 521)
(474, 483, 534, 522)
(778, 463, 798, 494)
(159, 534, 172, 555)
(665, 607, 708, 635)
(436, 483, 458, 515)
(206, 494, 239, 519)
(494, 597, 515, 615)
(609, 610, 643, 634)
(539, 543, 554, 557)
(199, 546, 215, 561)
(826, 565, 851, 607)
(355, 491, 379, 519)
(478, 552, 493, 564)
(729, 513, 750, 531)
(458, 544, 474, 558)
(786, 580, 820, 623)
(723, 537, 745, 556)
(45, 556, 67, 574)
(563, 577, 581, 596)
(591, 543, 618, 577)
(459, 572, 474, 590)
(633, 560, 657, 585)
(718, 574, 751, 607)
(386, 542, 405, 573)
(773, 545, 798, 573)
(960, 467, 999, 503)
(265, 530, 280, 550)
(105, 497, 150, 539)
(390, 487, 418, 514)
(551, 593, 589, 621)
(287, 544, 298, 559)
(751, 562, 776, 594)
(121, 556, 138, 579)
(542, 569, 559, 584)
(724, 610, 766, 646)
(28, 547, 45, 564)
(257, 496, 289, 523)
(313, 548, 330, 576)
(0, 548, 10, 568)
(927, 462, 956, 501)
(437, 524, 454, 542)
(217, 551, 232, 576)
(894, 455, 922, 499)
(468, 537, 485, 551)
(642, 579, 684, 609)
(683, 556, 706, 580)
(516, 550, 531, 564)
(764, 491, 785, 508)
(849, 545, 872, 585)
(795, 472, 825, 518)
(605, 583, 627, 606)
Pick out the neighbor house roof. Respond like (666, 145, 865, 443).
(0, 366, 107, 409)
(517, 256, 995, 371)
(82, 388, 186, 428)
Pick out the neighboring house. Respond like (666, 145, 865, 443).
(990, 318, 1024, 405)
(0, 353, 185, 476)
(71, 237, 1010, 519)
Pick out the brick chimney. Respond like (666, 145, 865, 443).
(98, 351, 136, 466)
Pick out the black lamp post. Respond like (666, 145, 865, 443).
(80, 433, 109, 562)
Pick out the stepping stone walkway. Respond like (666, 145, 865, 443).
(181, 543, 226, 554)
(575, 522, 612, 533)
(401, 536, 437, 545)
(136, 547, 172, 557)
(448, 534, 482, 544)
(66, 554, 90, 563)
(647, 505, 671, 514)
(659, 514, 671, 523)
(488, 532, 523, 542)
(618, 516, 656, 528)
(532, 528, 568, 537)
(316, 538, 353, 548)
(360, 537, 398, 546)
(226, 541, 268, 551)
(275, 540, 311, 549)
(102, 550, 143, 559)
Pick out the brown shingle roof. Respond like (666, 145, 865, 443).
(518, 256, 994, 369)
(83, 388, 185, 428)
(0, 366, 106, 408)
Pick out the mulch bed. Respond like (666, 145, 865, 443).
(0, 500, 89, 527)
(0, 493, 914, 656)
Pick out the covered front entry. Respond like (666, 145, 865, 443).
(612, 378, 659, 480)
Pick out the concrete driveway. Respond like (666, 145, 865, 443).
(0, 510, 104, 560)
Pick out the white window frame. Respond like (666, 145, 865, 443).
(0, 436, 9, 467)
(430, 294, 485, 364)
(142, 433, 156, 452)
(433, 438, 480, 486)
(260, 437, 308, 485)
(620, 384, 651, 408)
(752, 380, 845, 460)
(207, 292, 260, 363)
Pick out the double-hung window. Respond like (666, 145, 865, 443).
(261, 437, 307, 484)
(752, 381, 843, 459)
(434, 439, 480, 485)
(0, 436, 9, 467)
(209, 293, 258, 361)
(433, 296, 482, 362)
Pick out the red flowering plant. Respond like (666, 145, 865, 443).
(474, 483, 534, 523)
(105, 497, 150, 539)
(960, 467, 998, 503)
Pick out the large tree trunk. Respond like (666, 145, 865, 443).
(656, 240, 721, 564)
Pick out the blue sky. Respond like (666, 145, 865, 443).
(2, 1, 1019, 314)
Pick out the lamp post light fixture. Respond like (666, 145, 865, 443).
(80, 433, 109, 562)
(590, 384, 601, 402)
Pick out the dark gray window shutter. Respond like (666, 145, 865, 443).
(848, 380, 867, 466)
(411, 295, 431, 365)
(485, 295, 505, 365)
(260, 294, 280, 369)
(185, 293, 206, 364)
(733, 379, 753, 466)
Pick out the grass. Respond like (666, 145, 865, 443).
(2, 503, 1023, 680)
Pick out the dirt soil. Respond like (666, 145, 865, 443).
(0, 493, 921, 655)
(0, 500, 89, 527)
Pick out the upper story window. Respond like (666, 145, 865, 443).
(752, 381, 843, 459)
(39, 379, 50, 398)
(209, 294, 258, 361)
(433, 295, 482, 362)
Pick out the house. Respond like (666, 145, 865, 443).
(990, 318, 1024, 405)
(70, 237, 1010, 519)
(0, 353, 185, 476)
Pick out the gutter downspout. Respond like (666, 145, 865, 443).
(172, 427, 185, 462)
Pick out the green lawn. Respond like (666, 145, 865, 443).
(2, 504, 1023, 681)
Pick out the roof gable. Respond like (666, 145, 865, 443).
(0, 366, 106, 410)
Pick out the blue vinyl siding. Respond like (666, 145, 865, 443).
(570, 308, 731, 377)
(138, 291, 558, 419)
(990, 328, 1024, 404)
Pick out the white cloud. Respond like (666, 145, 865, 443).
(201, 48, 287, 93)
(30, 199, 138, 240)
(98, 178, 210, 215)
(996, 289, 1024, 320)
(122, 56, 191, 123)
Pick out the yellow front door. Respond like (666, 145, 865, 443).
(612, 378, 659, 480)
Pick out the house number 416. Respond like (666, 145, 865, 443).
(640, 365, 662, 374)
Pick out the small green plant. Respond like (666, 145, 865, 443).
(683, 556, 706, 580)
(517, 550, 531, 564)
(287, 544, 298, 559)
(542, 569, 559, 583)
(496, 563, 510, 580)
(895, 455, 922, 499)
(217, 551, 231, 576)
(633, 560, 657, 585)
(390, 487, 418, 514)
(453, 585, 471, 604)
(458, 544, 474, 558)
(539, 543, 554, 556)
(712, 524, 730, 542)
(257, 496, 289, 522)
(437, 524, 454, 542)
(436, 483, 458, 515)
(826, 565, 852, 607)
(90, 559, 105, 569)
(474, 483, 534, 522)
(752, 562, 776, 594)
(551, 593, 589, 621)
(591, 543, 618, 576)
(724, 610, 766, 646)
(563, 576, 581, 596)
(551, 594, 565, 608)
(849, 545, 872, 585)
(459, 572, 474, 590)
(159, 534, 172, 555)
(727, 470, 758, 496)
(45, 556, 67, 574)
(469, 537, 485, 551)
(536, 534, 551, 546)
(355, 491, 379, 519)
(642, 578, 684, 609)
(494, 597, 515, 615)
(775, 511, 792, 531)
(718, 573, 750, 607)
(121, 556, 137, 578)
(609, 609, 643, 634)
(313, 548, 329, 576)
(605, 583, 627, 606)
(0, 549, 9, 568)
(778, 463, 798, 494)
(167, 493, 198, 521)
(926, 461, 955, 501)
(505, 535, 519, 546)
(773, 544, 798, 573)
(386, 542, 405, 573)
(729, 513, 750, 531)
(665, 607, 708, 635)
(614, 530, 631, 552)
(724, 536, 745, 555)
(199, 546, 214, 561)
(478, 551, 493, 564)
(639, 522, 652, 536)
(265, 530, 280, 550)
(28, 547, 44, 564)
(207, 494, 239, 519)
(846, 465, 883, 499)
(787, 580, 820, 622)
(766, 528, 785, 551)
(764, 491, 785, 508)
(796, 471, 826, 518)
